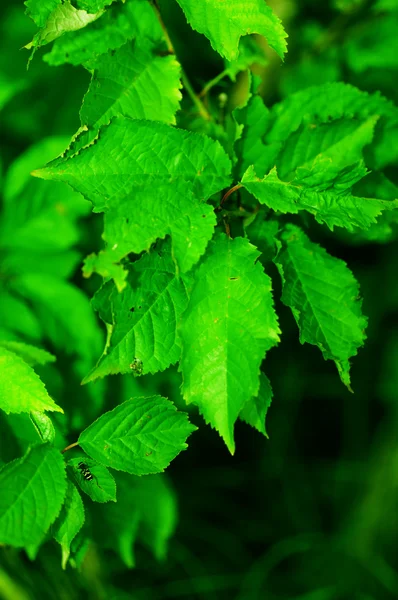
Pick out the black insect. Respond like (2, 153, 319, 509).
(78, 461, 93, 482)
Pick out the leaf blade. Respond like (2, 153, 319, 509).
(0, 347, 63, 415)
(0, 444, 67, 549)
(175, 0, 287, 60)
(180, 234, 280, 453)
(78, 396, 197, 475)
(274, 225, 367, 388)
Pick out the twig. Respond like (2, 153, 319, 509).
(151, 1, 211, 121)
(61, 441, 79, 454)
(221, 184, 243, 206)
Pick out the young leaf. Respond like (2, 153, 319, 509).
(78, 396, 197, 475)
(0, 346, 63, 415)
(85, 245, 192, 383)
(274, 225, 367, 389)
(80, 42, 182, 130)
(266, 82, 398, 145)
(180, 234, 280, 454)
(68, 458, 116, 503)
(0, 341, 55, 367)
(175, 0, 287, 61)
(32, 118, 232, 211)
(241, 165, 398, 232)
(53, 480, 85, 569)
(30, 411, 56, 444)
(275, 115, 379, 179)
(43, 0, 163, 66)
(239, 372, 273, 438)
(92, 472, 176, 567)
(0, 444, 67, 549)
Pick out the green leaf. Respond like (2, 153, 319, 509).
(32, 119, 230, 273)
(274, 225, 367, 389)
(266, 82, 398, 146)
(1, 137, 90, 253)
(43, 0, 163, 66)
(78, 396, 197, 474)
(30, 411, 56, 444)
(180, 234, 280, 454)
(75, 0, 116, 11)
(175, 0, 287, 61)
(234, 94, 271, 178)
(0, 291, 42, 341)
(33, 118, 232, 211)
(92, 472, 176, 567)
(0, 341, 55, 367)
(26, 1, 103, 50)
(24, 0, 61, 28)
(80, 42, 182, 130)
(5, 412, 55, 454)
(89, 181, 217, 279)
(68, 531, 91, 569)
(260, 82, 398, 174)
(242, 164, 398, 232)
(275, 115, 379, 180)
(53, 480, 85, 569)
(85, 244, 192, 383)
(224, 36, 268, 82)
(0, 444, 67, 549)
(11, 274, 102, 364)
(68, 458, 116, 503)
(350, 173, 398, 243)
(244, 217, 279, 264)
(0, 347, 63, 415)
(239, 372, 273, 437)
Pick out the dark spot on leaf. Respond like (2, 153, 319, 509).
(130, 307, 135, 312)
(65, 53, 69, 58)
(202, 214, 206, 218)
(126, 218, 129, 223)
(229, 277, 238, 281)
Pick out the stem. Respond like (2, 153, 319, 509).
(61, 441, 79, 454)
(223, 216, 231, 238)
(151, 1, 211, 121)
(221, 184, 243, 206)
(199, 69, 229, 97)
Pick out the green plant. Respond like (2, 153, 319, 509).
(0, 0, 397, 596)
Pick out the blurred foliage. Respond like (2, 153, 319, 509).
(0, 0, 397, 599)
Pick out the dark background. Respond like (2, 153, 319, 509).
(0, 1, 397, 599)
